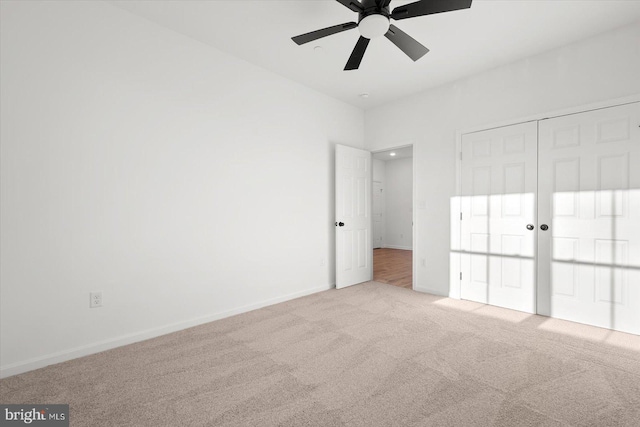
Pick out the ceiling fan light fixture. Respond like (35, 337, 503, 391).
(358, 14, 390, 39)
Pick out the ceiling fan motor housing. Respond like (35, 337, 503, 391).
(358, 3, 391, 39)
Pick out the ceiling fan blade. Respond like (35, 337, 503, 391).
(391, 0, 472, 20)
(384, 24, 429, 61)
(336, 0, 364, 13)
(292, 22, 358, 45)
(344, 36, 370, 70)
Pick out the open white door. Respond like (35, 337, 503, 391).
(336, 144, 372, 289)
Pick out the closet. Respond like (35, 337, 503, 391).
(459, 101, 640, 335)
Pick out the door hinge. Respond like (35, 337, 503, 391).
(460, 272, 462, 280)
(459, 152, 462, 160)
(460, 212, 462, 220)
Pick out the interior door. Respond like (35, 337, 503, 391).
(373, 182, 384, 249)
(538, 102, 640, 334)
(460, 122, 538, 313)
(336, 144, 372, 289)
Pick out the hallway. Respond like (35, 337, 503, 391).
(373, 248, 412, 289)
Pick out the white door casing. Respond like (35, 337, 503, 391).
(538, 102, 640, 334)
(460, 122, 538, 313)
(336, 144, 373, 289)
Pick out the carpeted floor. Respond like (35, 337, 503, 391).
(2, 281, 640, 426)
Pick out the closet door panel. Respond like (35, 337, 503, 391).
(460, 122, 538, 313)
(538, 102, 640, 334)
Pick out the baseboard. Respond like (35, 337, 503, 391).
(383, 245, 412, 251)
(0, 284, 334, 379)
(413, 286, 448, 297)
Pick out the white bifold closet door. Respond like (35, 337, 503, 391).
(460, 122, 538, 313)
(537, 102, 640, 334)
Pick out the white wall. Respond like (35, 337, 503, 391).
(383, 158, 413, 250)
(0, 0, 364, 376)
(364, 22, 640, 296)
(373, 158, 386, 183)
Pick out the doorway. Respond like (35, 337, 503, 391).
(372, 146, 414, 289)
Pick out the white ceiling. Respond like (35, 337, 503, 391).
(110, 0, 640, 109)
(373, 145, 413, 160)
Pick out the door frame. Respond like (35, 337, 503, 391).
(371, 143, 416, 290)
(452, 93, 640, 301)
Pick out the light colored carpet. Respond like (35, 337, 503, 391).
(2, 281, 640, 426)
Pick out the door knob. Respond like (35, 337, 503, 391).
(526, 224, 534, 230)
(540, 224, 549, 231)
(335, 222, 344, 227)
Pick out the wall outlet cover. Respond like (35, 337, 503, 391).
(90, 292, 103, 308)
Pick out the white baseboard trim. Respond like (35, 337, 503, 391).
(0, 284, 334, 379)
(413, 286, 448, 297)
(383, 245, 412, 251)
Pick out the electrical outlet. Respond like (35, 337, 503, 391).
(90, 292, 103, 308)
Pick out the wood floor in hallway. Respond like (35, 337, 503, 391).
(373, 248, 412, 289)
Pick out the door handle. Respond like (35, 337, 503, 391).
(540, 224, 549, 231)
(335, 222, 345, 227)
(526, 224, 534, 231)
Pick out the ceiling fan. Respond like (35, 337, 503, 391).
(292, 0, 472, 70)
